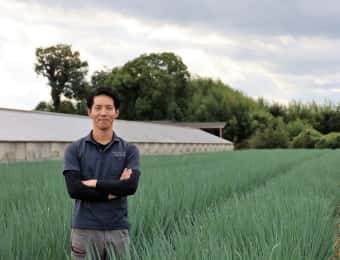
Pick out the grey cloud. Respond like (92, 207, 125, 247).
(12, 0, 340, 105)
(28, 0, 340, 37)
(229, 47, 340, 75)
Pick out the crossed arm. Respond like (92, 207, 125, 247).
(63, 168, 141, 202)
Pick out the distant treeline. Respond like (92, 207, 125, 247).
(35, 44, 340, 149)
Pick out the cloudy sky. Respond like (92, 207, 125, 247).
(2, 0, 340, 110)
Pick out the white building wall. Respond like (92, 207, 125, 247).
(0, 142, 233, 162)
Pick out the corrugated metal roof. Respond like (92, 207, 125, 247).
(150, 121, 226, 129)
(0, 108, 232, 144)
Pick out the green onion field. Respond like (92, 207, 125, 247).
(1, 150, 339, 259)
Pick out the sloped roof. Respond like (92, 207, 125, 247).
(0, 108, 232, 144)
(150, 121, 226, 129)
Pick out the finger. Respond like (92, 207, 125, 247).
(123, 172, 131, 179)
(120, 172, 127, 178)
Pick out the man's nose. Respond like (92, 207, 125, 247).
(99, 109, 108, 115)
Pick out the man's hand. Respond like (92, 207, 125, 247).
(106, 169, 132, 200)
(120, 168, 132, 180)
(108, 194, 117, 200)
(81, 179, 97, 188)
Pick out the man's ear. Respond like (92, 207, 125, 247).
(115, 109, 119, 118)
(87, 108, 91, 117)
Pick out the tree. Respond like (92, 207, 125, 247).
(35, 44, 88, 112)
(92, 52, 190, 120)
(75, 99, 88, 115)
(181, 77, 261, 146)
(35, 101, 53, 112)
(250, 110, 273, 132)
(224, 99, 254, 145)
(185, 78, 229, 121)
(313, 106, 340, 134)
(248, 117, 289, 149)
(268, 102, 287, 119)
(58, 100, 77, 114)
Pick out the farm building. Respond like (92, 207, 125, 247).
(0, 108, 233, 161)
(150, 121, 226, 138)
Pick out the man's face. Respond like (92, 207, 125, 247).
(88, 95, 119, 130)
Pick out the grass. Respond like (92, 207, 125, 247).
(0, 150, 339, 259)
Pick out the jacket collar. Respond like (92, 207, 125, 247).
(85, 130, 120, 146)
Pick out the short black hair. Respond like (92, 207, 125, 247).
(86, 87, 120, 109)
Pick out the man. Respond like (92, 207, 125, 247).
(63, 87, 141, 260)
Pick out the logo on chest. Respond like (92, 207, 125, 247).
(112, 151, 126, 160)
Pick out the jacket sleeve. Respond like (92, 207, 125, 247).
(63, 170, 110, 201)
(96, 144, 141, 196)
(63, 143, 109, 201)
(96, 169, 141, 196)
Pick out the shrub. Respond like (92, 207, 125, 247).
(248, 117, 289, 148)
(286, 119, 310, 139)
(291, 128, 321, 148)
(315, 132, 340, 149)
